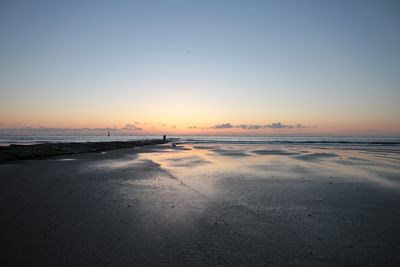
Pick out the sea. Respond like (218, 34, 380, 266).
(1, 135, 399, 148)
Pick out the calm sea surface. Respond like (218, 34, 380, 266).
(0, 135, 399, 147)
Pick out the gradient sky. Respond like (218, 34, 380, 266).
(0, 0, 399, 135)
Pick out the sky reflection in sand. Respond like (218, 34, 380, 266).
(33, 141, 397, 266)
(80, 142, 400, 227)
(138, 143, 400, 191)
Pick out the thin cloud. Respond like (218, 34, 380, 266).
(0, 124, 146, 132)
(0, 127, 119, 132)
(210, 123, 234, 129)
(122, 124, 143, 131)
(266, 122, 305, 129)
(0, 122, 309, 133)
(210, 122, 309, 130)
(247, 125, 262, 130)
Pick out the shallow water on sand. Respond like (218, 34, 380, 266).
(139, 143, 400, 191)
(1, 143, 399, 266)
(127, 143, 400, 265)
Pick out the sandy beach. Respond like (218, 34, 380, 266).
(1, 142, 399, 266)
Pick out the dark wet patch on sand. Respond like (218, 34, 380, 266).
(348, 157, 372, 161)
(251, 149, 299, 156)
(295, 152, 339, 161)
(249, 162, 289, 173)
(161, 155, 211, 167)
(211, 148, 250, 157)
(193, 145, 216, 150)
(335, 157, 374, 165)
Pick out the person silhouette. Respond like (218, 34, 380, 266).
(163, 135, 166, 141)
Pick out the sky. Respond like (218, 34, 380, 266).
(0, 0, 399, 136)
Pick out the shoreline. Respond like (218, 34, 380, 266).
(0, 139, 170, 162)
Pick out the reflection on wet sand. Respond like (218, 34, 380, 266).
(139, 143, 400, 190)
(128, 143, 400, 265)
(1, 143, 399, 266)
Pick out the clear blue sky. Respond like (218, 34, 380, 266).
(0, 0, 399, 135)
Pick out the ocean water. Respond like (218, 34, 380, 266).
(0, 135, 399, 148)
(176, 135, 400, 145)
(176, 136, 400, 152)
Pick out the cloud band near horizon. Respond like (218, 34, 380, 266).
(0, 121, 310, 133)
(210, 122, 309, 130)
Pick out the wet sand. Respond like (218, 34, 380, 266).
(1, 143, 399, 266)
